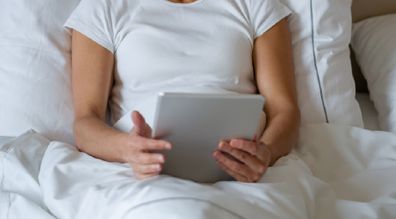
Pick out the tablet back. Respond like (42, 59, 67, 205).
(152, 92, 265, 183)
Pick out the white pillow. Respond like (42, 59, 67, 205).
(280, 0, 363, 127)
(351, 14, 396, 133)
(0, 0, 80, 144)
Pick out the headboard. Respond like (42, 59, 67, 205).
(351, 0, 396, 92)
(352, 0, 396, 22)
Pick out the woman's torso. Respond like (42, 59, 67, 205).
(66, 0, 288, 124)
(111, 0, 258, 123)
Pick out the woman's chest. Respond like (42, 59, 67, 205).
(113, 1, 255, 88)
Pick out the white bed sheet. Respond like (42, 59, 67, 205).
(0, 132, 55, 219)
(1, 125, 396, 219)
(0, 136, 14, 148)
(357, 93, 380, 131)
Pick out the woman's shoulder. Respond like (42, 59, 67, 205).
(232, 0, 290, 18)
(230, 0, 273, 18)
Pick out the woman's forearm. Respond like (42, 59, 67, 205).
(74, 116, 129, 163)
(259, 108, 300, 165)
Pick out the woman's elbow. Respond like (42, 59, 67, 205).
(73, 117, 88, 151)
(279, 103, 301, 127)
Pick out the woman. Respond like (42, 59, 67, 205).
(66, 0, 300, 183)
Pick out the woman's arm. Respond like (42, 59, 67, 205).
(214, 18, 300, 182)
(71, 30, 121, 161)
(254, 18, 300, 164)
(71, 31, 171, 179)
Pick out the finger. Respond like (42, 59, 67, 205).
(229, 139, 257, 155)
(133, 164, 162, 175)
(136, 172, 160, 180)
(137, 138, 172, 151)
(135, 152, 165, 165)
(131, 111, 148, 136)
(213, 151, 257, 182)
(144, 123, 153, 138)
(218, 142, 265, 174)
(216, 159, 249, 182)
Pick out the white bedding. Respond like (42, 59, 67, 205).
(356, 93, 380, 131)
(1, 125, 396, 219)
(352, 14, 396, 133)
(0, 137, 13, 147)
(0, 132, 55, 219)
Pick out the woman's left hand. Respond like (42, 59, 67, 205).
(213, 139, 272, 183)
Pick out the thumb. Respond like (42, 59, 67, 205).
(131, 111, 146, 136)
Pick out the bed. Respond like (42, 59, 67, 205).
(1, 0, 396, 218)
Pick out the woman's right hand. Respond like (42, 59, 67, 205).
(123, 111, 172, 179)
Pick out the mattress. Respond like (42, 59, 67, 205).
(356, 93, 380, 130)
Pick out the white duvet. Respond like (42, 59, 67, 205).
(1, 124, 396, 219)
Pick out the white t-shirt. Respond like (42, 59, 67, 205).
(65, 0, 291, 124)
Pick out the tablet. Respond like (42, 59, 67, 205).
(152, 92, 265, 183)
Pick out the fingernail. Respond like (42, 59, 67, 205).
(230, 139, 238, 146)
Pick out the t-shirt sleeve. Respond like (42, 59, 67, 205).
(64, 0, 115, 53)
(249, 0, 292, 39)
